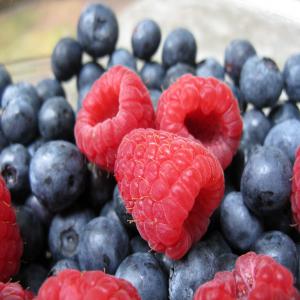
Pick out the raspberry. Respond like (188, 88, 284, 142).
(37, 269, 141, 300)
(75, 65, 155, 172)
(155, 75, 243, 169)
(115, 128, 224, 259)
(0, 176, 23, 282)
(291, 148, 300, 230)
(194, 252, 300, 300)
(0, 282, 34, 300)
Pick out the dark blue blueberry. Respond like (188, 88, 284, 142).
(149, 89, 161, 111)
(283, 53, 300, 102)
(224, 39, 256, 84)
(0, 121, 8, 151)
(0, 64, 12, 101)
(169, 241, 217, 300)
(107, 48, 137, 71)
(27, 137, 46, 158)
(130, 236, 150, 253)
(49, 207, 94, 261)
(51, 37, 82, 81)
(29, 141, 87, 212)
(204, 231, 232, 257)
(77, 85, 90, 112)
(241, 146, 292, 216)
(154, 253, 175, 274)
(77, 216, 129, 274)
(1, 96, 38, 144)
(77, 62, 104, 91)
(252, 230, 298, 278)
(220, 192, 263, 251)
(16, 205, 46, 261)
(36, 78, 65, 102)
(226, 82, 247, 113)
(116, 252, 167, 300)
(38, 96, 75, 141)
(163, 62, 195, 89)
(140, 62, 165, 90)
(77, 3, 118, 58)
(216, 253, 237, 272)
(50, 259, 80, 276)
(269, 100, 300, 125)
(99, 200, 116, 218)
(196, 58, 225, 80)
(240, 56, 283, 108)
(264, 119, 300, 163)
(0, 144, 30, 200)
(131, 19, 161, 60)
(162, 28, 197, 68)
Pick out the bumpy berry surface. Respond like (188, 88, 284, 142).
(0, 176, 23, 282)
(75, 65, 155, 172)
(156, 75, 243, 169)
(0, 282, 34, 300)
(115, 128, 224, 259)
(37, 269, 141, 300)
(291, 148, 300, 230)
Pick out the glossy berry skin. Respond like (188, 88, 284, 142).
(156, 75, 243, 169)
(77, 3, 119, 58)
(224, 39, 256, 84)
(292, 149, 300, 232)
(196, 57, 225, 80)
(75, 66, 155, 172)
(0, 65, 12, 101)
(216, 253, 237, 272)
(51, 37, 82, 81)
(140, 62, 165, 90)
(269, 100, 300, 125)
(0, 122, 8, 152)
(226, 82, 247, 113)
(37, 269, 141, 300)
(149, 89, 161, 111)
(115, 128, 224, 259)
(116, 252, 167, 300)
(36, 78, 65, 102)
(108, 48, 137, 71)
(240, 56, 283, 108)
(27, 137, 45, 158)
(130, 236, 150, 253)
(50, 259, 80, 276)
(0, 282, 34, 300)
(0, 176, 23, 282)
(29, 141, 87, 212)
(162, 28, 197, 68)
(131, 19, 161, 60)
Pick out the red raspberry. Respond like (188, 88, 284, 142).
(0, 282, 34, 300)
(115, 128, 224, 259)
(155, 75, 243, 169)
(194, 252, 300, 300)
(75, 65, 155, 172)
(291, 148, 300, 230)
(37, 269, 141, 300)
(0, 176, 23, 282)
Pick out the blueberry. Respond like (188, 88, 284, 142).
(77, 62, 104, 91)
(269, 101, 300, 125)
(49, 207, 94, 261)
(226, 82, 247, 113)
(77, 216, 129, 274)
(107, 48, 137, 71)
(36, 78, 65, 102)
(162, 28, 197, 68)
(240, 56, 283, 108)
(0, 64, 12, 101)
(283, 53, 300, 102)
(50, 259, 80, 276)
(163, 63, 195, 89)
(169, 241, 217, 300)
(99, 200, 115, 218)
(252, 230, 298, 278)
(149, 89, 161, 111)
(264, 119, 300, 163)
(241, 146, 292, 215)
(0, 121, 8, 151)
(216, 253, 237, 272)
(116, 252, 168, 300)
(0, 144, 30, 200)
(27, 137, 46, 158)
(220, 192, 263, 251)
(29, 141, 87, 212)
(77, 85, 90, 112)
(131, 19, 161, 60)
(224, 39, 256, 84)
(38, 96, 75, 141)
(204, 231, 232, 257)
(16, 205, 45, 261)
(77, 3, 118, 58)
(196, 58, 225, 80)
(130, 236, 150, 253)
(140, 62, 165, 90)
(1, 96, 38, 144)
(154, 253, 175, 274)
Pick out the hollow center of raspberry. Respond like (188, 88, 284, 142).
(95, 94, 119, 123)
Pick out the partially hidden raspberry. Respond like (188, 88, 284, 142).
(0, 282, 34, 300)
(37, 269, 141, 300)
(155, 75, 243, 169)
(0, 176, 23, 282)
(75, 65, 155, 172)
(194, 252, 300, 300)
(115, 128, 224, 259)
(291, 148, 300, 230)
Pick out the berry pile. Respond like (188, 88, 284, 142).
(0, 2, 300, 300)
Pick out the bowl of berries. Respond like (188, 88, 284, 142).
(1, 1, 300, 299)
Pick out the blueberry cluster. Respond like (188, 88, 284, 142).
(1, 2, 300, 299)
